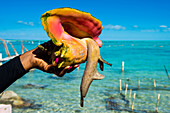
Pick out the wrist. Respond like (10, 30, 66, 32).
(20, 48, 36, 71)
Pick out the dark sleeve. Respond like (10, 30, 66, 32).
(0, 56, 28, 93)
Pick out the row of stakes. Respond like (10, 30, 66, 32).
(119, 79, 160, 112)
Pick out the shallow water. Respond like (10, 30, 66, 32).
(0, 40, 170, 113)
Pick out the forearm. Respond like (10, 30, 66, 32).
(0, 56, 28, 93)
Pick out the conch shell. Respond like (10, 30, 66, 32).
(40, 8, 112, 107)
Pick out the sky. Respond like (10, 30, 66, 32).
(0, 0, 170, 40)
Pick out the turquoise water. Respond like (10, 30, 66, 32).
(0, 40, 170, 113)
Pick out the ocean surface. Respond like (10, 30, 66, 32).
(0, 40, 170, 113)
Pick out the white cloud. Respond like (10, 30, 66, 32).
(24, 22, 28, 25)
(17, 20, 34, 26)
(104, 24, 126, 30)
(103, 24, 170, 32)
(141, 29, 159, 32)
(133, 25, 138, 28)
(28, 22, 34, 26)
(163, 28, 170, 32)
(160, 25, 167, 28)
(17, 21, 23, 23)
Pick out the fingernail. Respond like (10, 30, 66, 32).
(75, 64, 80, 67)
(68, 66, 73, 70)
(65, 66, 70, 69)
(55, 57, 59, 63)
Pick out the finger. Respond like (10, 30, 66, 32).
(45, 61, 59, 73)
(34, 58, 55, 73)
(45, 60, 58, 73)
(55, 66, 70, 77)
(67, 64, 80, 73)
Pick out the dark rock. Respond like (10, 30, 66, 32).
(23, 84, 48, 89)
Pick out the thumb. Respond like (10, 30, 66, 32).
(34, 58, 55, 73)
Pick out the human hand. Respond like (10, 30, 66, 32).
(20, 40, 79, 77)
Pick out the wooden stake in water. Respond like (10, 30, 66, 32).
(2, 40, 10, 57)
(120, 79, 122, 93)
(154, 79, 156, 88)
(9, 42, 18, 55)
(23, 46, 28, 52)
(156, 94, 160, 112)
(123, 82, 125, 90)
(0, 53, 2, 66)
(122, 61, 124, 72)
(131, 93, 136, 111)
(129, 89, 132, 105)
(21, 41, 24, 54)
(125, 84, 128, 99)
(138, 80, 140, 89)
(164, 65, 170, 81)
